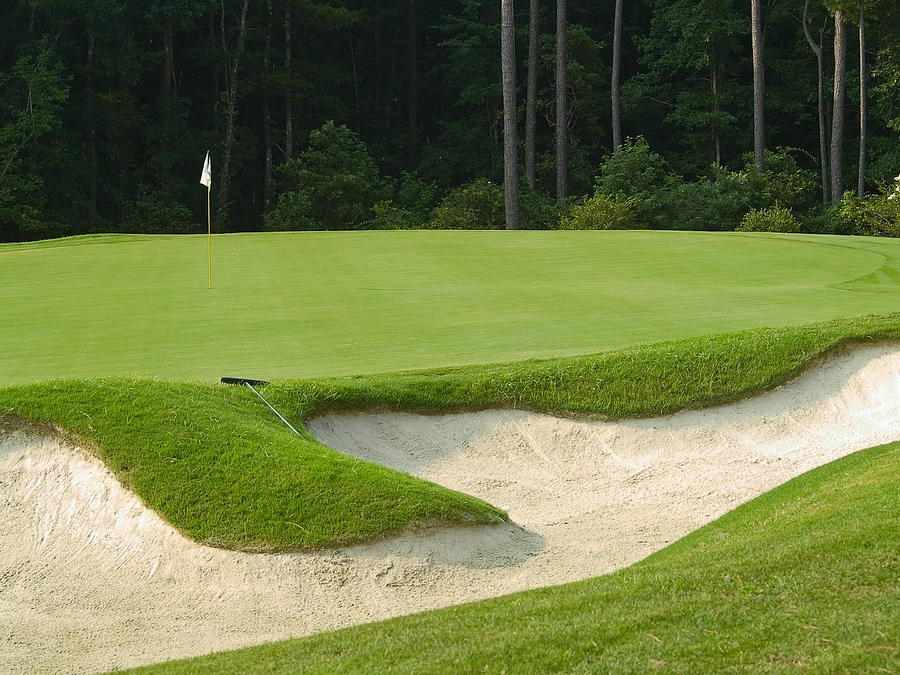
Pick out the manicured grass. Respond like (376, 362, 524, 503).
(4, 232, 898, 670)
(127, 441, 900, 674)
(3, 313, 899, 551)
(0, 380, 505, 551)
(266, 312, 900, 421)
(4, 230, 900, 385)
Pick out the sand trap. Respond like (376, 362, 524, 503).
(3, 344, 900, 673)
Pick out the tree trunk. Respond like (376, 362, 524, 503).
(407, 0, 419, 166)
(28, 0, 37, 37)
(263, 0, 273, 214)
(611, 0, 623, 151)
(284, 6, 293, 161)
(86, 35, 98, 229)
(525, 0, 538, 188)
(751, 0, 765, 172)
(349, 34, 360, 132)
(712, 63, 722, 167)
(501, 0, 519, 230)
(831, 9, 847, 202)
(162, 15, 176, 97)
(217, 0, 250, 225)
(803, 0, 829, 203)
(857, 0, 866, 198)
(555, 0, 567, 202)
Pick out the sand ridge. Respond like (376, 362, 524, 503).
(3, 343, 900, 673)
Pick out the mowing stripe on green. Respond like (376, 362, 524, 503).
(4, 230, 900, 385)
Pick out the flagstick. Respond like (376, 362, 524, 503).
(207, 185, 212, 290)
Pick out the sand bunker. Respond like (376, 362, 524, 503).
(3, 344, 900, 673)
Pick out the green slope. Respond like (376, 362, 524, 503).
(4, 230, 900, 385)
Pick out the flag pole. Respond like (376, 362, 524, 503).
(206, 184, 211, 289)
(201, 150, 212, 289)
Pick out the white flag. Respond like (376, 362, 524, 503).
(200, 151, 211, 188)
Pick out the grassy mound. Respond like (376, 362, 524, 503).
(127, 441, 900, 673)
(3, 313, 900, 551)
(0, 380, 504, 551)
(267, 312, 900, 421)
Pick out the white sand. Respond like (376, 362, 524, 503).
(2, 344, 900, 673)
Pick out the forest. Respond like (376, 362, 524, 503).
(1, 0, 898, 241)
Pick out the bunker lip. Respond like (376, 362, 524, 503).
(4, 343, 900, 674)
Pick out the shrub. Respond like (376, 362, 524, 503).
(264, 190, 314, 231)
(122, 188, 195, 234)
(750, 147, 819, 214)
(370, 200, 419, 230)
(671, 165, 769, 232)
(594, 137, 682, 229)
(427, 178, 504, 229)
(559, 193, 638, 230)
(737, 205, 801, 233)
(267, 121, 389, 230)
(835, 180, 900, 237)
(519, 184, 562, 229)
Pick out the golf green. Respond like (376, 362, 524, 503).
(3, 230, 900, 385)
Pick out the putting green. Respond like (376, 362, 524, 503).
(3, 230, 900, 385)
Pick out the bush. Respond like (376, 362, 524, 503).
(737, 205, 801, 233)
(750, 147, 820, 214)
(266, 121, 389, 231)
(427, 178, 505, 229)
(594, 137, 681, 229)
(671, 165, 769, 232)
(835, 181, 900, 237)
(559, 193, 638, 230)
(519, 184, 562, 229)
(265, 190, 314, 231)
(122, 188, 195, 234)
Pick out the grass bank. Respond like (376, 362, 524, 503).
(2, 313, 900, 551)
(4, 230, 900, 385)
(128, 441, 900, 673)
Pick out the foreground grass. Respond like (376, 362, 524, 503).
(2, 313, 900, 551)
(4, 230, 900, 385)
(130, 442, 900, 673)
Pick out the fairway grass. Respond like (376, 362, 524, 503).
(128, 442, 900, 674)
(4, 230, 900, 385)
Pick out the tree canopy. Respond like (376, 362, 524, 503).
(1, 0, 898, 241)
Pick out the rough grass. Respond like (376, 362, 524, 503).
(2, 313, 900, 551)
(125, 442, 900, 673)
(266, 312, 900, 421)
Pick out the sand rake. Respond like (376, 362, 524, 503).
(220, 377, 301, 436)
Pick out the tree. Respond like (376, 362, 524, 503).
(636, 0, 747, 173)
(266, 121, 388, 230)
(750, 0, 765, 171)
(803, 0, 831, 203)
(555, 0, 567, 201)
(858, 0, 867, 197)
(500, 0, 519, 230)
(0, 44, 69, 240)
(407, 0, 419, 166)
(216, 0, 250, 226)
(611, 0, 623, 151)
(525, 0, 539, 188)
(831, 8, 848, 201)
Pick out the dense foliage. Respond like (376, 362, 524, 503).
(1, 0, 898, 240)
